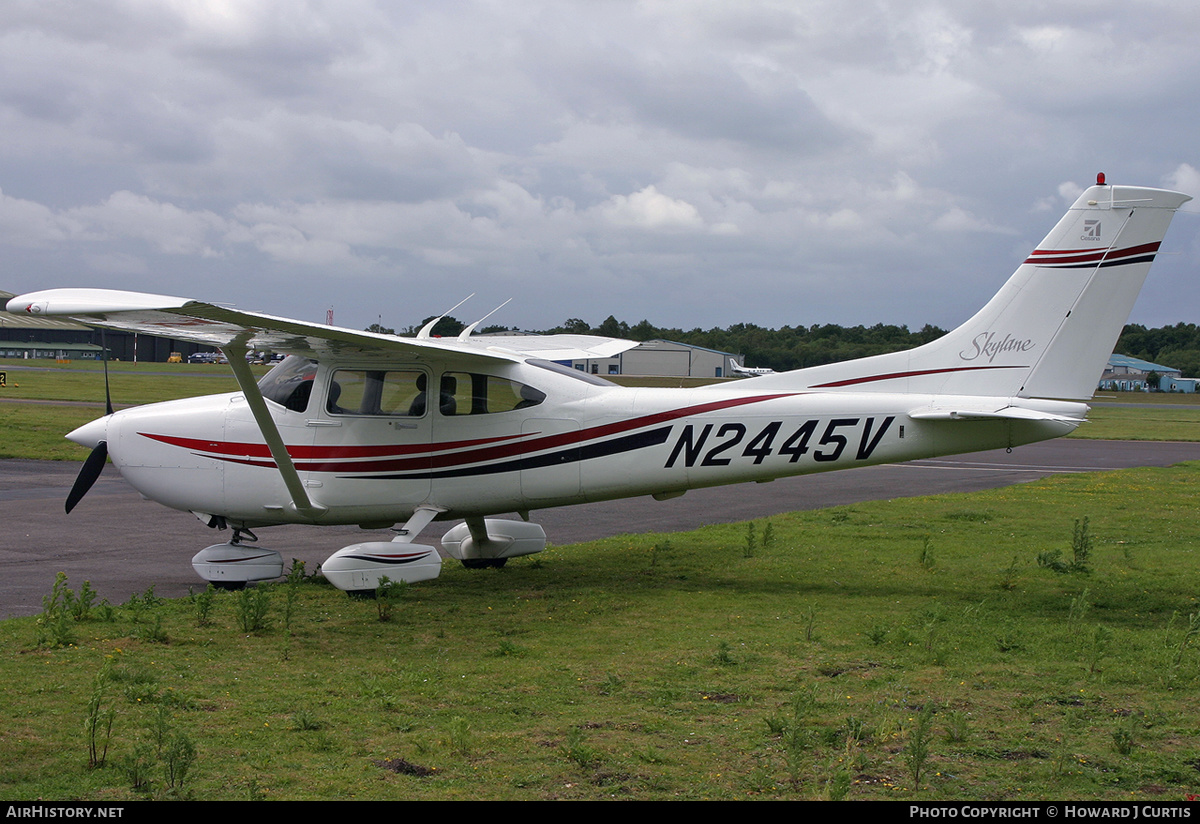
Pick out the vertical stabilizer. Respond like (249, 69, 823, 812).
(746, 179, 1191, 399)
(1013, 184, 1189, 399)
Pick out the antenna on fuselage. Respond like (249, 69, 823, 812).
(417, 293, 474, 339)
(458, 298, 513, 341)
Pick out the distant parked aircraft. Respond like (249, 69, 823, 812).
(728, 358, 776, 377)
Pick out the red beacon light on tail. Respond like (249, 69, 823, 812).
(1097, 172, 1107, 186)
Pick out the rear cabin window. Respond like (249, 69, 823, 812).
(327, 370, 428, 417)
(439, 372, 545, 416)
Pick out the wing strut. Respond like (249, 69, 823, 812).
(392, 505, 445, 541)
(222, 340, 326, 519)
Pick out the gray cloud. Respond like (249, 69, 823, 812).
(1, 1, 1197, 334)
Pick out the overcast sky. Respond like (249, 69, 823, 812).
(2, 1, 1198, 335)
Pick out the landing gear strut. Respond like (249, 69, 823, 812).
(441, 518, 545, 569)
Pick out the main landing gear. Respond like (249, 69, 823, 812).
(321, 513, 546, 594)
(189, 512, 548, 594)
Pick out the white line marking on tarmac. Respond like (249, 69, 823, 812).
(891, 460, 1098, 473)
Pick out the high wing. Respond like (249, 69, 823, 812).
(5, 288, 638, 365)
(8, 286, 639, 528)
(11, 178, 1192, 596)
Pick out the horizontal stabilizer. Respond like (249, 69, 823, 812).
(908, 404, 1086, 424)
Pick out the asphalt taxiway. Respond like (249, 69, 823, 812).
(3, 438, 1199, 618)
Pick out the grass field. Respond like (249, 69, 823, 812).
(0, 358, 262, 460)
(4, 358, 1200, 800)
(0, 357, 248, 403)
(1071, 405, 1200, 442)
(4, 462, 1200, 800)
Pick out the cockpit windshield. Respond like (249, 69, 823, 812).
(257, 355, 318, 412)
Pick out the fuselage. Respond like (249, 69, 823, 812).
(70, 356, 1085, 530)
(25, 179, 1189, 591)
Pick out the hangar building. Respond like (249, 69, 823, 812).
(1098, 353, 1184, 392)
(571, 339, 739, 378)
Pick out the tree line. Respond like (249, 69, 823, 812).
(367, 315, 1197, 376)
(1114, 323, 1200, 378)
(369, 314, 948, 372)
(539, 316, 952, 373)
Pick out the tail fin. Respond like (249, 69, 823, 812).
(753, 179, 1191, 400)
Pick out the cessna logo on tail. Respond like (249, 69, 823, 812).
(1083, 219, 1101, 240)
(959, 332, 1036, 363)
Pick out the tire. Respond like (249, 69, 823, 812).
(461, 558, 508, 569)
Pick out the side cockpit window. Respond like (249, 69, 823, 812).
(440, 372, 545, 416)
(327, 369, 427, 417)
(257, 356, 318, 413)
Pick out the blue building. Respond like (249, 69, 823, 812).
(1098, 353, 1185, 392)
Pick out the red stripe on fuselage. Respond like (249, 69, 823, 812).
(138, 393, 799, 473)
(139, 431, 527, 459)
(1024, 241, 1160, 266)
(811, 365, 1019, 389)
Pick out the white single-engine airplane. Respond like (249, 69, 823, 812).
(729, 358, 776, 377)
(8, 176, 1191, 593)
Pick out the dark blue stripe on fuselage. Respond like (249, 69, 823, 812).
(1040, 254, 1157, 269)
(344, 426, 673, 481)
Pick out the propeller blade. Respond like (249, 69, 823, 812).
(65, 441, 108, 514)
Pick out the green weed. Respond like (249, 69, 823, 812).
(999, 555, 1020, 590)
(447, 716, 472, 756)
(761, 522, 775, 550)
(191, 584, 216, 627)
(120, 742, 155, 794)
(919, 535, 935, 570)
(235, 586, 270, 633)
(374, 575, 407, 623)
(1112, 714, 1138, 756)
(1039, 517, 1094, 574)
(904, 704, 935, 790)
(826, 767, 852, 801)
(163, 733, 197, 796)
(562, 727, 598, 770)
(83, 660, 115, 769)
(713, 640, 737, 666)
(37, 572, 77, 648)
(944, 710, 970, 743)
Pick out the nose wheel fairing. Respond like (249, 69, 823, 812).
(192, 543, 284, 587)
